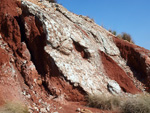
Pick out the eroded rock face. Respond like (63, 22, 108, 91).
(114, 38, 150, 91)
(0, 0, 150, 112)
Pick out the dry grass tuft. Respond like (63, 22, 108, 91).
(86, 94, 120, 110)
(0, 102, 29, 113)
(121, 94, 150, 113)
(86, 93, 150, 113)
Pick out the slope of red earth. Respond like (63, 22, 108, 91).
(113, 37, 150, 92)
(99, 51, 141, 94)
(0, 0, 25, 106)
(0, 0, 85, 111)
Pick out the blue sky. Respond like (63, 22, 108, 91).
(57, 0, 150, 50)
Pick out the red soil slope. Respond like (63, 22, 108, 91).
(113, 37, 150, 92)
(100, 51, 141, 94)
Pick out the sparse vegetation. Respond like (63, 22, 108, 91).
(108, 30, 117, 36)
(121, 32, 134, 43)
(86, 93, 150, 113)
(121, 94, 150, 113)
(86, 94, 121, 110)
(108, 30, 134, 43)
(0, 102, 29, 113)
(46, 0, 57, 3)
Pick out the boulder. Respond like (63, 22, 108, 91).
(107, 80, 121, 95)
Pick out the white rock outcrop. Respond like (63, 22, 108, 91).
(107, 80, 121, 95)
(20, 0, 145, 95)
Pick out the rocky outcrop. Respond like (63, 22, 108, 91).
(114, 37, 150, 91)
(0, 0, 149, 112)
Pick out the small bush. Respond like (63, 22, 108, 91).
(121, 94, 150, 113)
(86, 94, 121, 110)
(108, 29, 134, 43)
(116, 34, 122, 39)
(121, 33, 134, 43)
(46, 0, 57, 3)
(86, 94, 150, 113)
(109, 30, 117, 35)
(0, 102, 29, 113)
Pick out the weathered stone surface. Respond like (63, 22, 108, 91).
(107, 80, 121, 95)
(0, 0, 150, 112)
(21, 0, 140, 95)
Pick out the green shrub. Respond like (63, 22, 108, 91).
(109, 30, 117, 35)
(0, 102, 29, 113)
(121, 33, 134, 43)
